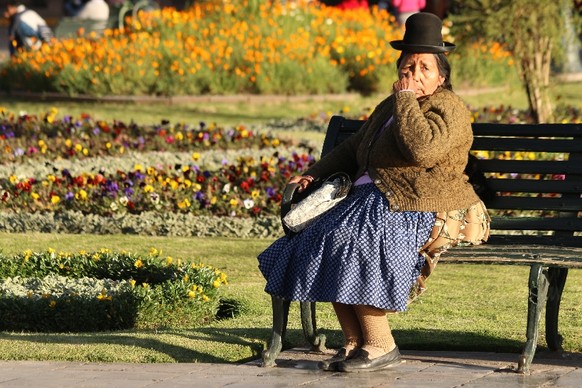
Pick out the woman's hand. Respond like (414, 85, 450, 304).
(392, 74, 419, 94)
(289, 175, 315, 192)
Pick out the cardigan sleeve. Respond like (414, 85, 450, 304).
(391, 89, 472, 167)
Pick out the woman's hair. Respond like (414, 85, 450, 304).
(396, 52, 453, 91)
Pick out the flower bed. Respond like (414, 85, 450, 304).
(0, 104, 580, 237)
(0, 248, 227, 331)
(0, 1, 515, 96)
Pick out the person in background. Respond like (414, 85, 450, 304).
(391, 0, 426, 25)
(319, 0, 370, 11)
(64, 0, 86, 17)
(76, 0, 110, 30)
(257, 12, 490, 373)
(3, 1, 53, 56)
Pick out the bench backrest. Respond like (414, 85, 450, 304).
(323, 116, 582, 248)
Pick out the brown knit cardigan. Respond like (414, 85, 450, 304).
(305, 88, 480, 213)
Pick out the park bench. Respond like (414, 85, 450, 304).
(262, 115, 582, 374)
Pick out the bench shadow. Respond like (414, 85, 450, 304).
(2, 327, 581, 367)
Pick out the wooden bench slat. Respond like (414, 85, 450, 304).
(472, 138, 582, 153)
(443, 243, 582, 266)
(476, 160, 582, 174)
(487, 179, 582, 194)
(472, 123, 582, 137)
(486, 196, 582, 211)
(488, 217, 582, 232)
(478, 234, 582, 247)
(441, 256, 582, 268)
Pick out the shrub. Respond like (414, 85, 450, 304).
(0, 249, 228, 331)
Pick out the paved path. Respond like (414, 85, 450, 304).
(1, 348, 581, 387)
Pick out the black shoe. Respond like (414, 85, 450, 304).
(318, 348, 350, 371)
(337, 347, 401, 373)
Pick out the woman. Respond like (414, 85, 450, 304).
(258, 12, 489, 373)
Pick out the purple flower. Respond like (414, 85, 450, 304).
(65, 192, 74, 201)
(266, 187, 276, 198)
(106, 181, 119, 192)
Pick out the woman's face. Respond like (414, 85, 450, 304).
(397, 53, 445, 98)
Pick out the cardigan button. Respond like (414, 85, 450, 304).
(392, 204, 400, 211)
(386, 191, 393, 197)
(374, 179, 381, 185)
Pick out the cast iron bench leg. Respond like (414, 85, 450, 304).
(300, 301, 326, 353)
(546, 267, 568, 351)
(517, 264, 549, 374)
(262, 295, 290, 367)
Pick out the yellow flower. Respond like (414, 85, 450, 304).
(75, 190, 88, 201)
(188, 290, 196, 298)
(143, 184, 154, 193)
(134, 259, 143, 268)
(166, 256, 173, 266)
(192, 152, 200, 161)
(129, 279, 136, 287)
(50, 195, 60, 204)
(212, 280, 221, 288)
(178, 198, 191, 209)
(134, 164, 144, 172)
(31, 192, 40, 200)
(149, 247, 160, 256)
(65, 139, 73, 148)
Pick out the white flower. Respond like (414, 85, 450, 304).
(222, 183, 231, 193)
(119, 196, 129, 206)
(150, 192, 160, 204)
(243, 199, 255, 209)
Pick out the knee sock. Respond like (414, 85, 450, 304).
(332, 302, 363, 352)
(353, 304, 396, 358)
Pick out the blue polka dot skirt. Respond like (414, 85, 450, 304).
(258, 183, 436, 312)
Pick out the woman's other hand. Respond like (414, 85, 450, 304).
(289, 175, 315, 192)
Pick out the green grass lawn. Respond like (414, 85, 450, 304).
(1, 81, 579, 126)
(0, 232, 581, 363)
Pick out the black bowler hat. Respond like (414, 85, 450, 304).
(390, 12, 455, 53)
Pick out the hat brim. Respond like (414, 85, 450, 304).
(389, 41, 456, 53)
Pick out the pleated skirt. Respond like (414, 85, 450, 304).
(258, 183, 436, 311)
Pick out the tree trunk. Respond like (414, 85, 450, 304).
(517, 37, 554, 123)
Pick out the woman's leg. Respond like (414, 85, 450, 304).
(337, 304, 401, 372)
(354, 304, 396, 356)
(333, 302, 363, 351)
(319, 303, 362, 371)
